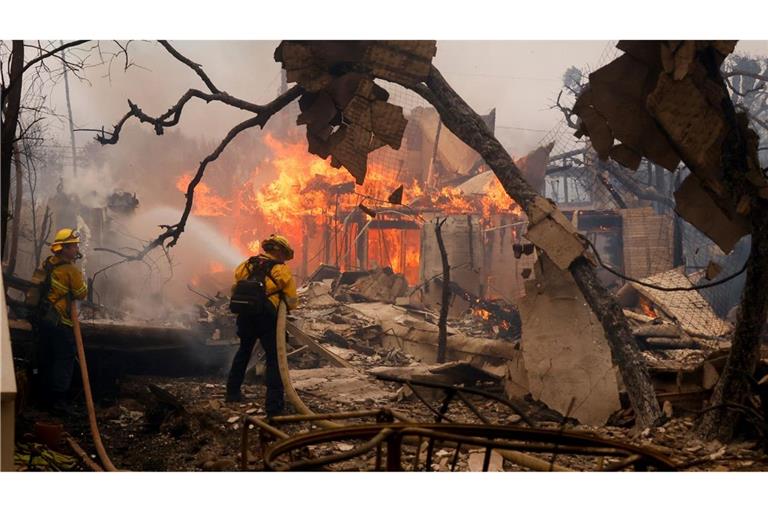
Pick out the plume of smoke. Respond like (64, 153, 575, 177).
(61, 163, 118, 209)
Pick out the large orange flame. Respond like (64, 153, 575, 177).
(179, 131, 523, 287)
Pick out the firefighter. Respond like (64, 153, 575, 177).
(34, 228, 88, 414)
(226, 234, 298, 416)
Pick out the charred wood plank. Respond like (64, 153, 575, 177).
(322, 329, 375, 356)
(286, 322, 353, 369)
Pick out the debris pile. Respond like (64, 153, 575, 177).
(194, 292, 238, 343)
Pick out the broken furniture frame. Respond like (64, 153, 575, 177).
(240, 404, 675, 472)
(246, 418, 675, 471)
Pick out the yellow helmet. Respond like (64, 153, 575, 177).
(261, 234, 294, 261)
(51, 228, 81, 253)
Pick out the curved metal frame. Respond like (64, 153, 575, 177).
(258, 422, 676, 472)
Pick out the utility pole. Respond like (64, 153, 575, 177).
(61, 43, 78, 176)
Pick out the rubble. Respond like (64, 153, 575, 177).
(617, 267, 733, 339)
(333, 267, 408, 304)
(467, 449, 505, 472)
(289, 368, 396, 406)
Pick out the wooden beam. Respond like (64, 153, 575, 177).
(286, 322, 353, 369)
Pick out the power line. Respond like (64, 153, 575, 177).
(583, 236, 748, 292)
(495, 125, 549, 132)
(441, 70, 560, 81)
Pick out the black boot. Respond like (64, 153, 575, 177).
(225, 388, 244, 403)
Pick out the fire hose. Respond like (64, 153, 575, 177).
(273, 299, 570, 470)
(70, 301, 118, 471)
(275, 299, 341, 429)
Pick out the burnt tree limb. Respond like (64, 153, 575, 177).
(434, 217, 450, 363)
(409, 65, 662, 427)
(97, 40, 292, 145)
(1, 41, 24, 255)
(158, 40, 220, 94)
(601, 161, 676, 209)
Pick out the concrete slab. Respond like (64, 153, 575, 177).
(518, 256, 621, 425)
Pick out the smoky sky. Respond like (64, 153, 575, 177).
(47, 40, 768, 157)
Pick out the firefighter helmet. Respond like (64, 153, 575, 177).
(51, 228, 81, 253)
(261, 234, 294, 261)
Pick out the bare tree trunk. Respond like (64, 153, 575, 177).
(693, 48, 768, 441)
(696, 215, 768, 441)
(1, 41, 24, 257)
(5, 142, 23, 274)
(415, 66, 662, 427)
(434, 218, 450, 363)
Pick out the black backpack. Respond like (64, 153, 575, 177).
(25, 258, 68, 325)
(229, 256, 280, 316)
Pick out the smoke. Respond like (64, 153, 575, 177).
(129, 206, 246, 269)
(61, 163, 118, 209)
(73, 119, 288, 321)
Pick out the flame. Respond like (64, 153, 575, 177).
(176, 131, 524, 288)
(473, 308, 492, 321)
(481, 178, 523, 218)
(367, 228, 421, 284)
(209, 261, 225, 274)
(638, 297, 658, 319)
(175, 173, 231, 216)
(411, 175, 522, 217)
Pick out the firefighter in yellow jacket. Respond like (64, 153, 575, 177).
(33, 228, 88, 414)
(226, 234, 298, 415)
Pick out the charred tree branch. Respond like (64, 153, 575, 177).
(554, 90, 580, 130)
(97, 84, 301, 144)
(22, 40, 89, 72)
(601, 160, 676, 209)
(2, 40, 89, 95)
(158, 40, 220, 94)
(5, 142, 23, 274)
(747, 112, 768, 132)
(724, 70, 768, 83)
